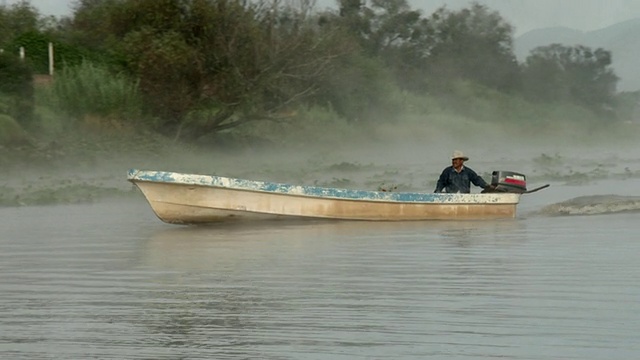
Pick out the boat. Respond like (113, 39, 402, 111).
(127, 169, 548, 224)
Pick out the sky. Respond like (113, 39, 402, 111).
(5, 0, 640, 36)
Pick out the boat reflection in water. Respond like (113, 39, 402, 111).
(142, 219, 526, 272)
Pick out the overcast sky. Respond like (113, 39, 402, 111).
(6, 0, 640, 36)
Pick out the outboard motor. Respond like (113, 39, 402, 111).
(490, 171, 527, 193)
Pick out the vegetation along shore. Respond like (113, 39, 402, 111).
(1, 0, 639, 206)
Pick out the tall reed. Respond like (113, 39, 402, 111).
(48, 61, 142, 120)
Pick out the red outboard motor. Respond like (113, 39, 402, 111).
(491, 171, 527, 193)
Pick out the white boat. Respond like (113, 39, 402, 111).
(127, 169, 544, 224)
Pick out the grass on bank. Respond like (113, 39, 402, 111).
(41, 61, 143, 124)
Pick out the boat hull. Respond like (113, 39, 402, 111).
(128, 170, 520, 224)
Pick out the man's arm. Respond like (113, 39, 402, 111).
(469, 169, 489, 189)
(434, 168, 448, 192)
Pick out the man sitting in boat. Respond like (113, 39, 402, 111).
(434, 151, 495, 193)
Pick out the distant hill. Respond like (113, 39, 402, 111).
(514, 18, 640, 92)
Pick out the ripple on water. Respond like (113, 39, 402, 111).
(0, 203, 639, 359)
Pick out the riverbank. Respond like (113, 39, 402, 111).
(0, 129, 173, 206)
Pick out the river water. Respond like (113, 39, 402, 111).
(1, 178, 639, 359)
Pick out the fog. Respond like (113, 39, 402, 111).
(408, 0, 640, 36)
(3, 0, 640, 209)
(316, 0, 640, 36)
(3, 114, 640, 210)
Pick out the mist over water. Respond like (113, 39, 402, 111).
(3, 122, 640, 215)
(2, 125, 640, 358)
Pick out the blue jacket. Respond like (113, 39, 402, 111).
(434, 166, 489, 193)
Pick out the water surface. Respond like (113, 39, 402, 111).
(1, 191, 639, 359)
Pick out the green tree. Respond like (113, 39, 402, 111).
(329, 0, 431, 91)
(0, 1, 91, 75)
(70, 0, 362, 139)
(0, 0, 39, 47)
(423, 3, 520, 92)
(522, 44, 619, 114)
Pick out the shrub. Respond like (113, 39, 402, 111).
(0, 52, 34, 128)
(47, 60, 142, 121)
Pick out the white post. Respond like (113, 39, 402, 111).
(19, 47, 25, 61)
(48, 42, 54, 76)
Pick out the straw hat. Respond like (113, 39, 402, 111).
(451, 150, 469, 161)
